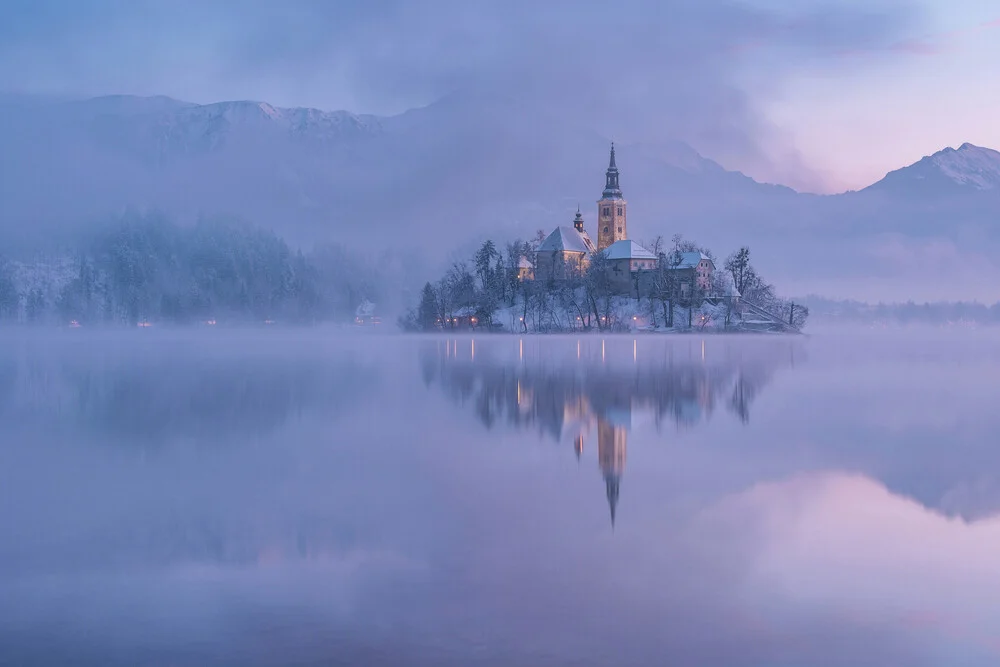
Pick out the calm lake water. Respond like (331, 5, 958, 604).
(2, 328, 1000, 666)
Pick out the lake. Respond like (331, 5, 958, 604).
(1, 327, 999, 666)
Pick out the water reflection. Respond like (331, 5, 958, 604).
(0, 332, 376, 442)
(421, 336, 803, 525)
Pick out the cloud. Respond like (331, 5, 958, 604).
(0, 0, 925, 191)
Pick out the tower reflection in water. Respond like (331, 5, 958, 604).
(421, 337, 802, 526)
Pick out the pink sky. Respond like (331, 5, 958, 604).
(746, 4, 1000, 192)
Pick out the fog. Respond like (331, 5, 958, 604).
(2, 328, 1000, 665)
(4, 2, 999, 303)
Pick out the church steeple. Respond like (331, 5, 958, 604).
(597, 143, 627, 251)
(596, 415, 627, 530)
(573, 205, 585, 233)
(603, 143, 622, 199)
(605, 472, 620, 527)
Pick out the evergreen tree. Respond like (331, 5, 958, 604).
(417, 282, 439, 330)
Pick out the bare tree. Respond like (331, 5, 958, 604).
(724, 247, 753, 296)
(584, 251, 615, 331)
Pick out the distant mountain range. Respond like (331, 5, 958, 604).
(867, 143, 1000, 194)
(0, 92, 998, 301)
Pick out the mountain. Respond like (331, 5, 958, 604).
(0, 92, 998, 301)
(866, 142, 1000, 194)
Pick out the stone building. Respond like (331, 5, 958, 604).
(604, 239, 658, 296)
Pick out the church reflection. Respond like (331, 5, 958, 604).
(421, 337, 801, 526)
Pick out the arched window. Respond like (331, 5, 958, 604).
(603, 226, 609, 233)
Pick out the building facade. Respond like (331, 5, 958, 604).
(596, 144, 627, 252)
(668, 251, 716, 296)
(603, 239, 658, 295)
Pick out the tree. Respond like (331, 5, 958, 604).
(725, 247, 753, 296)
(584, 251, 615, 331)
(474, 240, 499, 293)
(0, 259, 17, 321)
(651, 250, 683, 328)
(417, 282, 440, 330)
(711, 271, 738, 330)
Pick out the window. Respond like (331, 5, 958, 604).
(603, 207, 610, 216)
(617, 207, 622, 216)
(617, 227, 622, 234)
(603, 226, 609, 233)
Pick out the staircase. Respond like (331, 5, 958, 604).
(739, 299, 802, 334)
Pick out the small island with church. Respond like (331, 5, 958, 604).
(401, 145, 807, 334)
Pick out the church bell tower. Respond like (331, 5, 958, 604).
(597, 143, 627, 252)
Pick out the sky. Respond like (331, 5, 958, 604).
(0, 0, 998, 193)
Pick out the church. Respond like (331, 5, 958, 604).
(534, 145, 659, 291)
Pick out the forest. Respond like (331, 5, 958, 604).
(0, 214, 384, 325)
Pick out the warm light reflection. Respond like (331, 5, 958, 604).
(602, 339, 605, 363)
(701, 339, 706, 362)
(519, 339, 523, 361)
(633, 339, 637, 362)
(577, 340, 581, 359)
(471, 339, 475, 360)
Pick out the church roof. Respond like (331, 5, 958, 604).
(602, 143, 624, 200)
(538, 226, 592, 254)
(518, 256, 534, 269)
(603, 240, 657, 261)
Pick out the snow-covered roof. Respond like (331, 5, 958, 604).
(538, 226, 591, 254)
(671, 251, 714, 269)
(603, 240, 657, 261)
(518, 257, 534, 269)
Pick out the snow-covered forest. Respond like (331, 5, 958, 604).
(0, 214, 388, 325)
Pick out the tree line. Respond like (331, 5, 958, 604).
(0, 214, 384, 325)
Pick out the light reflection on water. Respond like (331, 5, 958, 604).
(1, 329, 999, 666)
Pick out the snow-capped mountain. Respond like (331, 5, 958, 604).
(866, 142, 1000, 193)
(1, 92, 999, 301)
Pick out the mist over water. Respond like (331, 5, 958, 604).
(2, 328, 1000, 666)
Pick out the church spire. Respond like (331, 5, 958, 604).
(602, 142, 622, 200)
(573, 205, 585, 232)
(605, 472, 620, 528)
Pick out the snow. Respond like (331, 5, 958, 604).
(673, 251, 712, 269)
(930, 143, 1000, 190)
(538, 226, 592, 254)
(603, 240, 656, 260)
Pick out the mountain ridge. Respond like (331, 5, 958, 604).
(1, 92, 999, 301)
(864, 142, 1000, 194)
